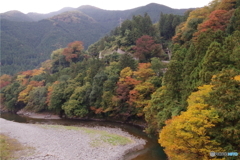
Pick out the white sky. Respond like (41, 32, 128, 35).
(0, 0, 213, 14)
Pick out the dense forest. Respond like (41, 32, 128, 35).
(1, 0, 240, 159)
(87, 15, 184, 62)
(0, 3, 187, 75)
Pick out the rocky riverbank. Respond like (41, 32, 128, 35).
(0, 118, 146, 160)
(16, 110, 61, 119)
(15, 110, 146, 129)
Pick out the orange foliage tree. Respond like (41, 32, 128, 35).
(198, 9, 233, 32)
(134, 63, 155, 81)
(20, 67, 44, 78)
(0, 74, 12, 89)
(128, 63, 156, 117)
(16, 68, 45, 85)
(45, 81, 59, 106)
(113, 64, 156, 118)
(172, 7, 210, 43)
(62, 41, 84, 62)
(29, 80, 44, 87)
(114, 67, 140, 106)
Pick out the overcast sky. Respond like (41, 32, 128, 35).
(0, 0, 213, 14)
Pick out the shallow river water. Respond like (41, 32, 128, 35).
(1, 112, 167, 160)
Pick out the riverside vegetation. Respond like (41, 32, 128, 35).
(1, 0, 240, 159)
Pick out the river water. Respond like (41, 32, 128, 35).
(1, 112, 167, 160)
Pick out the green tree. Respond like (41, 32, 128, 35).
(62, 100, 88, 117)
(119, 53, 137, 70)
(89, 71, 107, 108)
(48, 82, 66, 113)
(150, 57, 165, 77)
(227, 7, 240, 33)
(200, 41, 225, 83)
(1, 82, 25, 111)
(144, 86, 168, 134)
(62, 82, 91, 117)
(205, 70, 240, 152)
(25, 86, 47, 112)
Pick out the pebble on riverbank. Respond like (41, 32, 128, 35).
(16, 110, 61, 119)
(0, 118, 146, 160)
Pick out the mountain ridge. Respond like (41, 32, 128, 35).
(0, 10, 34, 22)
(1, 3, 190, 22)
(49, 11, 97, 23)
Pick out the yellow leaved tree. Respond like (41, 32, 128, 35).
(159, 85, 224, 160)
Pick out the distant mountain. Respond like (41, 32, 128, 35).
(76, 5, 138, 31)
(0, 3, 192, 75)
(1, 3, 189, 24)
(27, 7, 76, 21)
(77, 4, 189, 30)
(49, 11, 96, 23)
(128, 3, 190, 22)
(0, 10, 34, 22)
(0, 12, 107, 75)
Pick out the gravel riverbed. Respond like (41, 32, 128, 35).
(0, 118, 146, 160)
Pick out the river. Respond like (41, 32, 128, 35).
(0, 112, 167, 160)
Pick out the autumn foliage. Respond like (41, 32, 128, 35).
(198, 10, 233, 32)
(46, 81, 59, 106)
(21, 68, 44, 78)
(63, 41, 84, 62)
(1, 1, 239, 159)
(217, 0, 237, 10)
(0, 74, 12, 89)
(159, 85, 224, 160)
(133, 35, 162, 62)
(114, 63, 157, 117)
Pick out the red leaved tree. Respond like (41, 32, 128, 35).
(133, 35, 162, 62)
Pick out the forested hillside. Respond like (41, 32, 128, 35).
(0, 3, 187, 75)
(88, 12, 185, 58)
(0, 13, 167, 119)
(0, 13, 107, 75)
(1, 0, 240, 159)
(155, 0, 240, 159)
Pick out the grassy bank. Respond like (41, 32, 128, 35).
(0, 134, 28, 159)
(40, 124, 133, 147)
